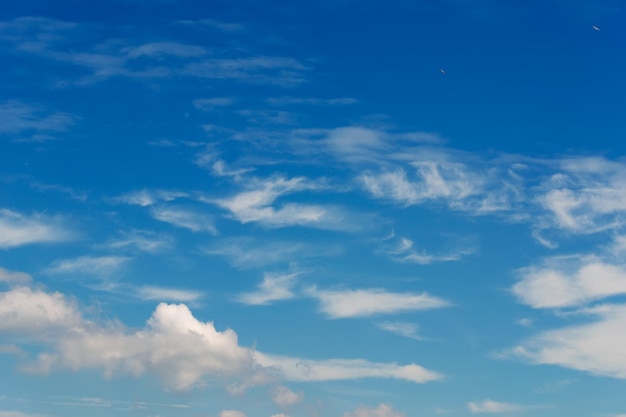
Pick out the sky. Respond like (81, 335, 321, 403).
(1, 0, 626, 416)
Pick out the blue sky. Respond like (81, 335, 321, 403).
(1, 1, 626, 416)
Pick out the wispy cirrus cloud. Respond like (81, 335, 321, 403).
(342, 403, 405, 417)
(381, 233, 473, 265)
(151, 206, 217, 234)
(267, 97, 358, 106)
(104, 230, 173, 253)
(135, 285, 203, 303)
(45, 255, 130, 278)
(0, 100, 75, 136)
(307, 287, 449, 319)
(375, 321, 422, 341)
(468, 399, 522, 414)
(236, 272, 299, 305)
(114, 189, 188, 206)
(0, 209, 74, 248)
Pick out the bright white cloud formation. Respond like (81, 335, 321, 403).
(510, 304, 626, 379)
(342, 403, 405, 417)
(0, 209, 73, 248)
(308, 287, 449, 319)
(468, 400, 520, 414)
(0, 283, 443, 390)
(513, 256, 626, 308)
(271, 386, 303, 407)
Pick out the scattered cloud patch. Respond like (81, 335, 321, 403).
(375, 321, 422, 340)
(151, 206, 217, 234)
(237, 272, 298, 305)
(342, 403, 405, 417)
(0, 209, 74, 248)
(135, 286, 203, 303)
(45, 255, 130, 278)
(468, 400, 520, 414)
(0, 267, 31, 285)
(271, 386, 303, 407)
(308, 287, 449, 319)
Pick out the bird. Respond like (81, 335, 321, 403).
(438, 68, 446, 75)
(592, 25, 600, 31)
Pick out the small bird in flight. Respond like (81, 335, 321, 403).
(439, 68, 446, 75)
(592, 25, 600, 31)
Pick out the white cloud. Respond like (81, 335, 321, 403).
(0, 267, 31, 285)
(206, 239, 316, 269)
(255, 352, 442, 384)
(151, 206, 217, 234)
(468, 400, 520, 414)
(308, 287, 449, 319)
(382, 236, 472, 265)
(45, 256, 130, 278)
(267, 97, 358, 106)
(512, 256, 626, 308)
(271, 386, 303, 407)
(342, 403, 405, 417)
(219, 411, 246, 417)
(193, 97, 235, 111)
(0, 100, 75, 135)
(105, 230, 173, 253)
(0, 209, 73, 248)
(0, 286, 81, 336)
(509, 303, 626, 380)
(237, 272, 298, 305)
(135, 286, 203, 303)
(375, 322, 422, 340)
(115, 189, 187, 206)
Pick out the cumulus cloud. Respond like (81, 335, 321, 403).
(308, 287, 449, 319)
(342, 403, 405, 417)
(0, 209, 73, 248)
(468, 400, 520, 414)
(237, 272, 298, 305)
(271, 386, 303, 407)
(0, 284, 443, 391)
(512, 256, 626, 308)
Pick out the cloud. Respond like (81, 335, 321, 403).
(342, 404, 405, 417)
(0, 100, 75, 135)
(237, 272, 298, 305)
(267, 97, 358, 106)
(536, 157, 626, 233)
(193, 97, 235, 111)
(0, 267, 31, 285)
(512, 256, 626, 309)
(210, 176, 358, 231)
(115, 189, 188, 206)
(45, 256, 130, 278)
(308, 287, 449, 319)
(105, 230, 173, 253)
(271, 386, 303, 407)
(135, 286, 203, 303)
(254, 352, 442, 384)
(1, 283, 443, 391)
(219, 411, 246, 417)
(468, 400, 521, 413)
(151, 206, 217, 234)
(0, 412, 47, 417)
(508, 303, 626, 380)
(0, 209, 74, 248)
(382, 235, 472, 265)
(375, 322, 422, 341)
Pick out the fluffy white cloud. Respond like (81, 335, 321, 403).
(0, 284, 442, 391)
(254, 352, 442, 384)
(513, 256, 626, 308)
(342, 403, 405, 417)
(468, 400, 520, 414)
(509, 304, 626, 379)
(0, 286, 81, 335)
(0, 209, 73, 248)
(237, 272, 298, 305)
(151, 206, 217, 234)
(271, 386, 303, 407)
(308, 287, 449, 319)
